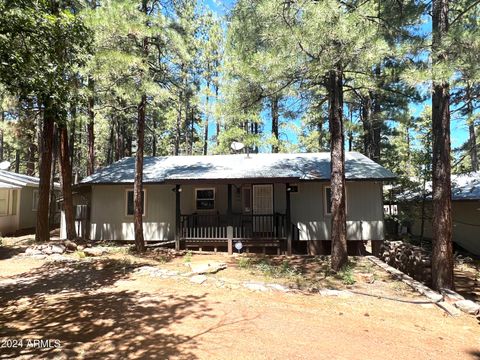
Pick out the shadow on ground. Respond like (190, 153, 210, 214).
(0, 289, 214, 359)
(0, 258, 217, 359)
(0, 259, 146, 305)
(0, 246, 27, 260)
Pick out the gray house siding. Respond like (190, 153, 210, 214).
(18, 187, 37, 230)
(410, 201, 480, 255)
(90, 184, 175, 241)
(291, 181, 384, 241)
(88, 181, 384, 242)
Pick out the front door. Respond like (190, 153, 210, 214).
(252, 184, 273, 235)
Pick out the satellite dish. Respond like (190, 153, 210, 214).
(0, 161, 10, 170)
(234, 241, 243, 253)
(230, 141, 245, 152)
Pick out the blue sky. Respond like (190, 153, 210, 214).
(203, 0, 470, 152)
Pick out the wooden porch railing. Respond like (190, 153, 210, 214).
(179, 213, 287, 241)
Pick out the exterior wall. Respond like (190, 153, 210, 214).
(89, 181, 385, 242)
(180, 184, 228, 215)
(0, 188, 20, 235)
(18, 187, 37, 230)
(410, 200, 480, 255)
(90, 184, 175, 241)
(291, 181, 384, 241)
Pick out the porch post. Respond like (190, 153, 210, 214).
(175, 184, 181, 251)
(286, 183, 292, 256)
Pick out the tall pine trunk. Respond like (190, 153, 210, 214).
(35, 97, 55, 242)
(0, 110, 3, 162)
(134, 94, 146, 252)
(328, 67, 347, 271)
(87, 77, 95, 175)
(59, 125, 76, 240)
(466, 86, 478, 171)
(469, 123, 478, 171)
(203, 79, 210, 155)
(431, 0, 454, 290)
(271, 95, 279, 153)
(134, 1, 148, 253)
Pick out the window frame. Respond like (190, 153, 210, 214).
(324, 185, 347, 216)
(0, 189, 9, 216)
(125, 188, 147, 217)
(32, 189, 39, 212)
(195, 187, 215, 211)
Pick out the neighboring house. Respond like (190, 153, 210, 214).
(67, 152, 395, 255)
(399, 172, 480, 255)
(0, 170, 61, 236)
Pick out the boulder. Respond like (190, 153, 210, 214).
(83, 247, 108, 257)
(454, 300, 480, 315)
(25, 247, 43, 256)
(440, 289, 465, 304)
(63, 240, 78, 251)
(437, 301, 462, 317)
(49, 244, 66, 254)
(244, 282, 269, 292)
(267, 283, 290, 292)
(187, 261, 227, 275)
(190, 275, 207, 285)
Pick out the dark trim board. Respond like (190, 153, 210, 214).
(76, 177, 395, 188)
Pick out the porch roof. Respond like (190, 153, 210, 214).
(81, 152, 395, 185)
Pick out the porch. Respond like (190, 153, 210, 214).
(179, 213, 291, 254)
(173, 183, 295, 255)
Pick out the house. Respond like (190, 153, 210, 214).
(399, 172, 480, 255)
(66, 152, 395, 255)
(0, 170, 61, 236)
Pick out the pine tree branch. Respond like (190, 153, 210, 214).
(450, 0, 480, 27)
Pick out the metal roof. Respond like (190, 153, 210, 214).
(397, 172, 480, 201)
(0, 170, 61, 189)
(451, 172, 480, 200)
(81, 152, 396, 184)
(0, 181, 21, 189)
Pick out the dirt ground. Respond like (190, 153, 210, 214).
(0, 242, 479, 359)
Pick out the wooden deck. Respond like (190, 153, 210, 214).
(179, 213, 288, 254)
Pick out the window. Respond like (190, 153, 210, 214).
(0, 189, 8, 216)
(252, 184, 273, 215)
(324, 187, 333, 215)
(32, 190, 39, 211)
(126, 189, 146, 216)
(324, 186, 347, 215)
(195, 188, 215, 210)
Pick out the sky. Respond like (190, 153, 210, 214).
(203, 0, 470, 153)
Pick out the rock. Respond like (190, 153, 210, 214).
(25, 247, 43, 256)
(83, 247, 108, 257)
(134, 266, 179, 278)
(267, 283, 290, 292)
(441, 289, 465, 304)
(48, 253, 74, 262)
(63, 240, 78, 251)
(244, 282, 269, 292)
(454, 300, 480, 315)
(190, 275, 207, 284)
(187, 261, 227, 274)
(49, 244, 66, 254)
(318, 289, 353, 298)
(437, 301, 462, 317)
